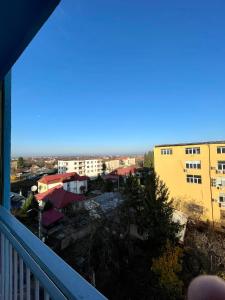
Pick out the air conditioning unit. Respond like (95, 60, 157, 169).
(216, 184, 222, 189)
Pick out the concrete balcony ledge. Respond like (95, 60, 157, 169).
(0, 206, 107, 300)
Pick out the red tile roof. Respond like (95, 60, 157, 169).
(38, 172, 89, 184)
(102, 174, 119, 181)
(35, 184, 62, 201)
(36, 187, 86, 209)
(110, 166, 137, 176)
(42, 209, 64, 227)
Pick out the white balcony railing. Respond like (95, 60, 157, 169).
(0, 206, 107, 300)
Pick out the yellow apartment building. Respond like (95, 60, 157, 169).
(154, 141, 225, 229)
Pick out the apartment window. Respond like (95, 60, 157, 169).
(186, 161, 201, 169)
(74, 162, 77, 165)
(211, 178, 216, 187)
(217, 147, 225, 154)
(217, 161, 225, 172)
(186, 175, 202, 184)
(161, 148, 172, 155)
(185, 147, 200, 154)
(219, 194, 225, 203)
(215, 178, 225, 187)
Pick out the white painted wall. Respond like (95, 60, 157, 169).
(120, 157, 136, 166)
(63, 180, 87, 194)
(58, 159, 103, 178)
(48, 182, 63, 190)
(105, 159, 120, 172)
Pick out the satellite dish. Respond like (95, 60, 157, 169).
(31, 185, 38, 192)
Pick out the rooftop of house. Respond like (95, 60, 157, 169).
(36, 186, 86, 209)
(111, 165, 137, 175)
(155, 141, 225, 148)
(58, 157, 103, 162)
(42, 208, 64, 227)
(38, 172, 89, 184)
(35, 185, 62, 201)
(103, 158, 120, 162)
(102, 174, 119, 181)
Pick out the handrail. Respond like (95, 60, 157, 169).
(0, 206, 107, 300)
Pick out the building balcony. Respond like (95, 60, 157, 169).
(216, 170, 225, 174)
(0, 1, 106, 298)
(0, 206, 106, 299)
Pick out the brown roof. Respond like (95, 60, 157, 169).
(38, 172, 88, 184)
(36, 187, 86, 209)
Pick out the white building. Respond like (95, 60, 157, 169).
(119, 157, 136, 166)
(58, 159, 103, 178)
(104, 159, 120, 173)
(38, 172, 88, 194)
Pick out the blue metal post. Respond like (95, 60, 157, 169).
(2, 71, 11, 210)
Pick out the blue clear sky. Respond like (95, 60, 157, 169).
(12, 0, 225, 156)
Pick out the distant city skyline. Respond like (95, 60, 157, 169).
(12, 0, 225, 156)
(11, 151, 145, 158)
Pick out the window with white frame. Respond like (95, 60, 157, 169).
(161, 148, 173, 155)
(186, 175, 202, 184)
(217, 161, 225, 171)
(215, 177, 225, 187)
(185, 160, 201, 169)
(185, 147, 200, 154)
(217, 147, 225, 154)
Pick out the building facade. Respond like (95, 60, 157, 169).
(38, 172, 88, 194)
(154, 141, 225, 229)
(119, 157, 136, 166)
(104, 159, 120, 172)
(58, 159, 103, 177)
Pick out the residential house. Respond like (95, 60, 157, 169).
(111, 166, 137, 176)
(36, 185, 86, 212)
(38, 172, 88, 194)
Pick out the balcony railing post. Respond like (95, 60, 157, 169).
(0, 71, 11, 210)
